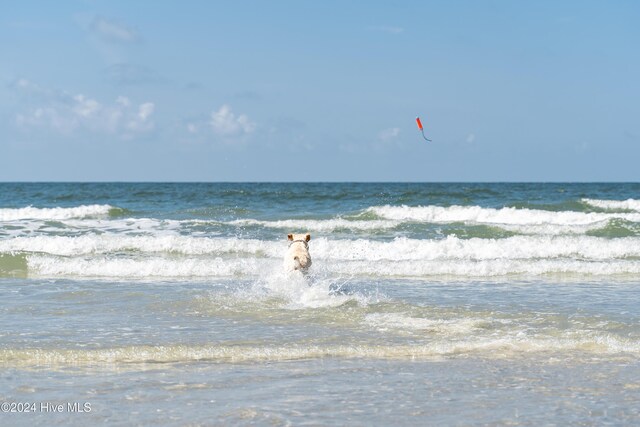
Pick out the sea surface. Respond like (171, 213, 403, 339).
(1, 182, 639, 425)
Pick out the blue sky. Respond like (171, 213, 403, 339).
(2, 0, 639, 181)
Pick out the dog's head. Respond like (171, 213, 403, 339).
(285, 233, 312, 272)
(287, 233, 311, 244)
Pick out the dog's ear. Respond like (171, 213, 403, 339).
(305, 233, 311, 242)
(287, 234, 293, 241)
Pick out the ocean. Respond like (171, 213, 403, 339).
(1, 182, 639, 425)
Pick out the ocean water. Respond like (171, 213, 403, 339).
(1, 182, 639, 425)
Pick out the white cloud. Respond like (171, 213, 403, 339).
(90, 16, 138, 43)
(466, 133, 476, 143)
(126, 102, 155, 134)
(116, 96, 131, 107)
(15, 78, 38, 90)
(14, 82, 155, 139)
(209, 104, 255, 136)
(16, 107, 77, 135)
(11, 78, 50, 96)
(138, 102, 154, 121)
(378, 127, 401, 141)
(72, 94, 100, 118)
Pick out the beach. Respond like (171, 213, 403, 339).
(1, 182, 639, 425)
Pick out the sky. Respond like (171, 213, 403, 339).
(1, 0, 639, 181)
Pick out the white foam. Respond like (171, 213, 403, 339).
(329, 258, 640, 278)
(229, 218, 399, 231)
(497, 222, 609, 235)
(5, 204, 639, 240)
(1, 235, 276, 257)
(311, 235, 640, 261)
(23, 253, 640, 280)
(582, 198, 640, 212)
(9, 233, 640, 280)
(1, 334, 638, 366)
(52, 217, 183, 234)
(367, 204, 640, 226)
(0, 204, 115, 221)
(259, 269, 366, 309)
(7, 235, 640, 261)
(364, 313, 486, 335)
(27, 255, 273, 279)
(0, 217, 186, 240)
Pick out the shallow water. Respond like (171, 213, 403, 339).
(1, 183, 639, 425)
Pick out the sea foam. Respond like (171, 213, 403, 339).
(582, 198, 640, 212)
(26, 255, 273, 279)
(367, 204, 640, 225)
(24, 255, 640, 280)
(6, 234, 640, 261)
(0, 204, 115, 221)
(1, 333, 638, 367)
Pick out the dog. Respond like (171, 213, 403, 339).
(284, 233, 312, 272)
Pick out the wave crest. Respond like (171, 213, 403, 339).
(0, 204, 117, 221)
(582, 198, 640, 212)
(367, 204, 640, 226)
(2, 336, 638, 367)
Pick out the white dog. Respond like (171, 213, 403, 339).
(284, 233, 312, 272)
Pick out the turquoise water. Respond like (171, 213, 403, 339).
(1, 183, 639, 425)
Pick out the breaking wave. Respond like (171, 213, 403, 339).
(366, 204, 640, 226)
(582, 198, 640, 212)
(3, 234, 640, 260)
(2, 334, 638, 367)
(18, 255, 640, 280)
(0, 204, 120, 221)
(3, 201, 640, 280)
